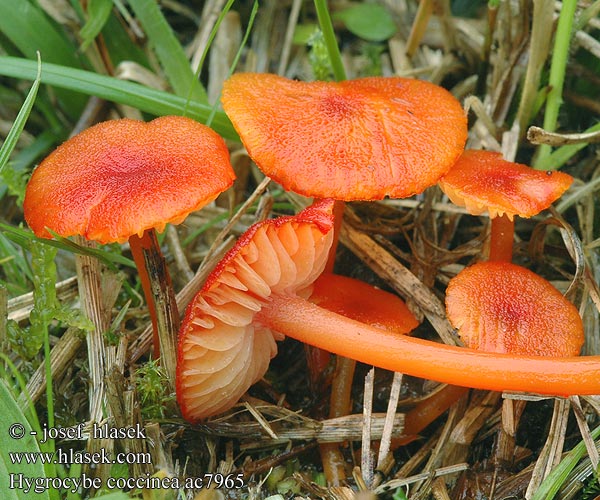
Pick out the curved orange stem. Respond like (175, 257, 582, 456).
(489, 215, 514, 262)
(257, 295, 600, 396)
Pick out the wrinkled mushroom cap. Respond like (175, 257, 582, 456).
(310, 273, 419, 334)
(177, 199, 335, 421)
(446, 261, 584, 356)
(438, 150, 573, 220)
(24, 116, 235, 244)
(222, 73, 467, 200)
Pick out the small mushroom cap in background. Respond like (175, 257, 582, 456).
(222, 73, 467, 200)
(438, 150, 573, 220)
(177, 199, 335, 421)
(310, 273, 419, 334)
(445, 261, 584, 356)
(24, 116, 235, 244)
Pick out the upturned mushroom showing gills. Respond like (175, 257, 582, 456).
(177, 199, 335, 420)
(177, 199, 600, 422)
(445, 261, 584, 356)
(221, 73, 468, 201)
(24, 116, 236, 386)
(438, 150, 573, 262)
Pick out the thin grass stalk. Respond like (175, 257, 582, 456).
(313, 0, 347, 81)
(535, 0, 578, 169)
(184, 0, 235, 116)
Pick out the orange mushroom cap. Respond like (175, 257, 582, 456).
(310, 273, 418, 334)
(438, 150, 573, 220)
(221, 73, 467, 200)
(176, 199, 335, 421)
(24, 116, 235, 244)
(445, 261, 584, 356)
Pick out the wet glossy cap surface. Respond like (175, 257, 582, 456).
(24, 116, 235, 244)
(176, 199, 334, 421)
(438, 150, 573, 219)
(446, 261, 584, 356)
(222, 73, 467, 200)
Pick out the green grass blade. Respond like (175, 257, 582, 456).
(204, 0, 258, 127)
(534, 0, 578, 169)
(530, 424, 600, 500)
(0, 378, 51, 500)
(0, 56, 238, 140)
(185, 0, 235, 116)
(0, 232, 33, 293)
(127, 0, 208, 103)
(313, 0, 347, 81)
(0, 0, 82, 67)
(0, 55, 41, 175)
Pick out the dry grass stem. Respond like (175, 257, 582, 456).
(527, 125, 600, 146)
(19, 327, 83, 408)
(361, 368, 375, 489)
(569, 395, 599, 470)
(106, 368, 152, 478)
(340, 222, 457, 345)
(74, 238, 112, 422)
(243, 401, 280, 440)
(525, 398, 570, 498)
(375, 463, 469, 495)
(377, 372, 403, 469)
(207, 10, 242, 104)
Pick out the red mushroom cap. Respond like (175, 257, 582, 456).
(310, 273, 418, 334)
(445, 261, 584, 356)
(24, 116, 235, 244)
(221, 73, 467, 201)
(438, 150, 573, 220)
(176, 199, 335, 421)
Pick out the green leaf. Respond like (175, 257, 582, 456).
(80, 0, 114, 51)
(293, 23, 318, 45)
(0, 56, 238, 141)
(334, 3, 397, 42)
(127, 0, 207, 103)
(0, 378, 51, 499)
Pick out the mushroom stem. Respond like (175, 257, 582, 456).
(323, 200, 345, 274)
(129, 229, 179, 389)
(257, 294, 600, 395)
(489, 214, 514, 262)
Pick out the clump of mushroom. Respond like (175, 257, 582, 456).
(441, 150, 583, 361)
(177, 199, 600, 422)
